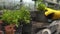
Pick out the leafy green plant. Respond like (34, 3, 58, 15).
(2, 6, 31, 27)
(37, 3, 46, 11)
(36, 0, 46, 11)
(2, 10, 19, 26)
(18, 6, 31, 24)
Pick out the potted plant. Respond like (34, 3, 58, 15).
(19, 6, 31, 34)
(2, 6, 31, 34)
(35, 0, 48, 22)
(13, 6, 31, 34)
(2, 10, 19, 34)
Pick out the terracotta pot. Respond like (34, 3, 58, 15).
(0, 31, 3, 34)
(5, 24, 16, 34)
(0, 20, 3, 24)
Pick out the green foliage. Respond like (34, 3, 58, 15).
(2, 6, 31, 27)
(36, 0, 46, 11)
(19, 6, 31, 24)
(37, 3, 46, 11)
(2, 10, 19, 26)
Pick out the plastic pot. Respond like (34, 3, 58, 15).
(5, 24, 16, 34)
(0, 20, 3, 34)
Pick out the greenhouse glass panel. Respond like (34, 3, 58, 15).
(0, 0, 20, 9)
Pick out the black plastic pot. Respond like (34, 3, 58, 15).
(16, 19, 32, 34)
(22, 22, 32, 34)
(35, 11, 48, 23)
(15, 25, 22, 34)
(15, 20, 23, 34)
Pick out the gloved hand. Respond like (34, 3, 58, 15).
(45, 8, 60, 20)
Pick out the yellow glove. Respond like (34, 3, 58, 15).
(45, 8, 60, 19)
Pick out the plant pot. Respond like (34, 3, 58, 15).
(15, 20, 23, 34)
(15, 25, 23, 34)
(0, 20, 3, 34)
(5, 24, 16, 34)
(22, 22, 32, 34)
(0, 20, 3, 24)
(35, 11, 48, 23)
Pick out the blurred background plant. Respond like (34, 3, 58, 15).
(36, 0, 46, 11)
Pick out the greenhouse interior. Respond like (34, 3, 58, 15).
(0, 0, 60, 34)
